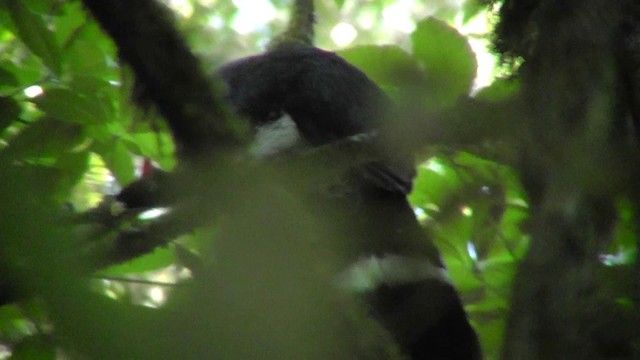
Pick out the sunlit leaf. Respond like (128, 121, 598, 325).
(5, 0, 62, 74)
(410, 159, 462, 208)
(474, 78, 520, 101)
(64, 40, 110, 78)
(94, 140, 136, 185)
(101, 247, 176, 276)
(129, 132, 176, 170)
(447, 259, 483, 294)
(54, 150, 90, 200)
(0, 305, 32, 341)
(0, 58, 45, 87)
(1, 117, 85, 160)
(461, 0, 488, 24)
(433, 214, 475, 262)
(411, 17, 477, 107)
(338, 45, 429, 100)
(500, 206, 528, 254)
(52, 0, 88, 45)
(32, 88, 108, 124)
(471, 318, 504, 359)
(479, 256, 518, 290)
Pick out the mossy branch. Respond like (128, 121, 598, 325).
(269, 0, 315, 50)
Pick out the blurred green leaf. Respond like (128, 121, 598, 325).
(479, 255, 518, 290)
(94, 140, 136, 185)
(175, 244, 205, 276)
(0, 96, 20, 132)
(475, 78, 520, 101)
(0, 58, 45, 87)
(338, 45, 429, 100)
(54, 150, 90, 200)
(466, 293, 508, 315)
(32, 88, 108, 124)
(0, 305, 32, 341)
(611, 199, 637, 253)
(447, 259, 483, 294)
(64, 40, 109, 78)
(454, 151, 499, 177)
(410, 159, 462, 208)
(461, 0, 488, 24)
(129, 132, 176, 170)
(1, 117, 85, 160)
(0, 66, 19, 92)
(52, 1, 87, 45)
(411, 17, 477, 107)
(23, 0, 53, 15)
(471, 318, 504, 359)
(433, 213, 474, 262)
(11, 335, 55, 360)
(101, 247, 177, 276)
(500, 205, 528, 252)
(5, 0, 62, 75)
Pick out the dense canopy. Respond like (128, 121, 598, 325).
(0, 0, 637, 359)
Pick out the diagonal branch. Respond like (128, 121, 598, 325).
(81, 0, 245, 160)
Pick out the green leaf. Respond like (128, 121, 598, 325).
(52, 1, 88, 45)
(94, 140, 136, 185)
(480, 256, 518, 290)
(32, 88, 108, 124)
(338, 45, 429, 100)
(11, 335, 55, 360)
(411, 17, 477, 107)
(0, 305, 32, 340)
(1, 117, 85, 160)
(433, 214, 474, 261)
(470, 318, 505, 359)
(461, 0, 488, 24)
(54, 150, 90, 200)
(0, 58, 44, 87)
(5, 0, 62, 75)
(475, 78, 520, 101)
(0, 65, 19, 92)
(129, 132, 176, 170)
(447, 260, 483, 294)
(60, 20, 118, 81)
(23, 0, 53, 14)
(0, 96, 20, 132)
(409, 158, 462, 207)
(101, 247, 176, 276)
(64, 40, 109, 77)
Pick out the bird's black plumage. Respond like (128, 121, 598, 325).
(218, 47, 388, 144)
(216, 46, 481, 359)
(218, 46, 416, 194)
(117, 44, 480, 360)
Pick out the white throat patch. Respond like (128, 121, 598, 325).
(336, 255, 451, 293)
(249, 113, 302, 158)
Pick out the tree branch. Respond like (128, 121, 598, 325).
(81, 0, 245, 160)
(269, 0, 315, 49)
(500, 1, 631, 358)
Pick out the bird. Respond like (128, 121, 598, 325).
(116, 44, 481, 360)
(215, 45, 482, 360)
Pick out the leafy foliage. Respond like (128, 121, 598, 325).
(0, 0, 636, 359)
